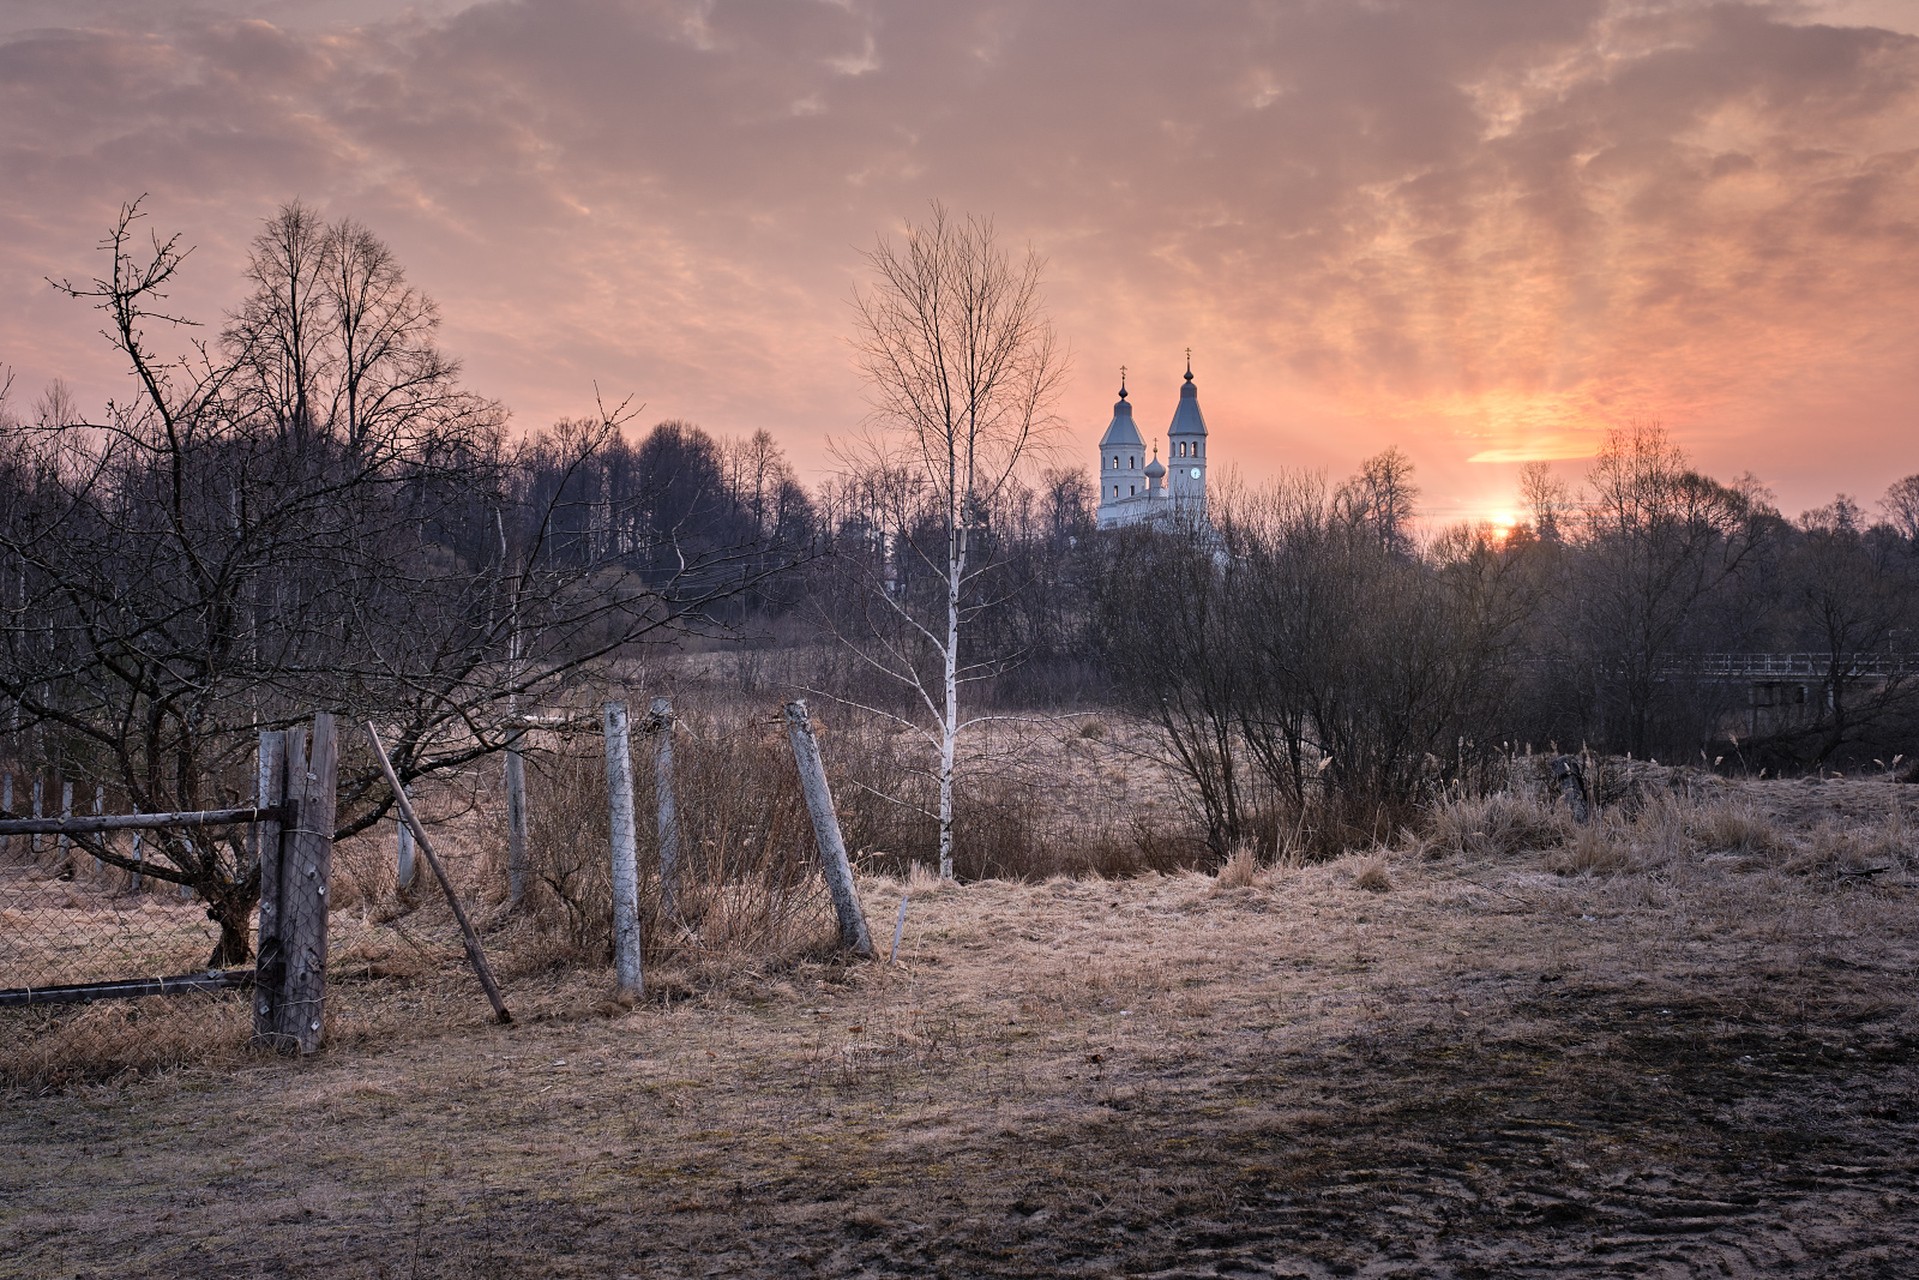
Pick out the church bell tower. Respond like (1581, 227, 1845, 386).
(1166, 350, 1208, 518)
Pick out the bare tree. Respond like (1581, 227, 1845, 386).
(834, 205, 1065, 879)
(1519, 460, 1571, 543)
(1338, 446, 1420, 552)
(1, 200, 789, 962)
(1883, 473, 1919, 545)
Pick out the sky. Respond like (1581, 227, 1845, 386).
(2, 0, 1917, 524)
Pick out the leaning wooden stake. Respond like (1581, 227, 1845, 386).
(646, 697, 683, 923)
(783, 700, 873, 957)
(365, 722, 513, 1025)
(603, 701, 645, 999)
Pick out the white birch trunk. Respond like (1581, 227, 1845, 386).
(939, 523, 966, 880)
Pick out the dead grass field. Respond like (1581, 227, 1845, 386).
(4, 774, 1919, 1277)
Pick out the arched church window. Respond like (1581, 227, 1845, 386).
(1129, 455, 1135, 469)
(1129, 484, 1136, 496)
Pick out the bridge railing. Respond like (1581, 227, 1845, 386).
(1679, 653, 1918, 680)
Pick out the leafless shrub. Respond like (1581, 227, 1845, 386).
(516, 711, 836, 984)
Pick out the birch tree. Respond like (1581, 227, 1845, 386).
(837, 205, 1064, 879)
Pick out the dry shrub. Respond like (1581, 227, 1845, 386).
(1421, 790, 1570, 859)
(1215, 843, 1261, 889)
(1351, 855, 1393, 893)
(518, 709, 836, 983)
(1784, 819, 1913, 879)
(1545, 822, 1639, 877)
(1687, 801, 1790, 861)
(827, 712, 1207, 881)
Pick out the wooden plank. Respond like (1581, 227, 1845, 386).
(783, 700, 873, 958)
(364, 722, 513, 1024)
(603, 701, 644, 998)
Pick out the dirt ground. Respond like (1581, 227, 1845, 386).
(4, 777, 1919, 1278)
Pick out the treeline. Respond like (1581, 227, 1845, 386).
(5, 200, 1915, 905)
(1075, 433, 1918, 852)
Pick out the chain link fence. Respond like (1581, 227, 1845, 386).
(0, 698, 937, 1089)
(0, 789, 257, 1090)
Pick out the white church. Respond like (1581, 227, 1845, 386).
(1095, 357, 1210, 529)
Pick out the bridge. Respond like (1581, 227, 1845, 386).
(1679, 653, 1919, 681)
(1660, 653, 1916, 737)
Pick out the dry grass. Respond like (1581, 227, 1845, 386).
(5, 772, 1917, 1275)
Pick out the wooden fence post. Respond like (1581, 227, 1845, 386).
(251, 727, 291, 1049)
(396, 817, 416, 891)
(56, 779, 72, 875)
(603, 701, 644, 999)
(254, 713, 337, 1054)
(647, 697, 682, 923)
(29, 775, 41, 859)
(91, 785, 103, 877)
(1, 772, 11, 859)
(504, 741, 529, 908)
(783, 700, 873, 958)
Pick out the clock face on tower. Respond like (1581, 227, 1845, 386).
(1189, 467, 1201, 479)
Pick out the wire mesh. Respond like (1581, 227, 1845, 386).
(1, 703, 851, 1087)
(0, 796, 255, 1090)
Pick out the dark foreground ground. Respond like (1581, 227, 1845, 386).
(5, 779, 1918, 1277)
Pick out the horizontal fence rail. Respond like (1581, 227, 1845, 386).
(0, 969, 255, 1009)
(0, 805, 289, 837)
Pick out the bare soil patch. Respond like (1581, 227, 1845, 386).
(4, 779, 1918, 1277)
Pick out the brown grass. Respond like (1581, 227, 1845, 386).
(5, 771, 1917, 1274)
